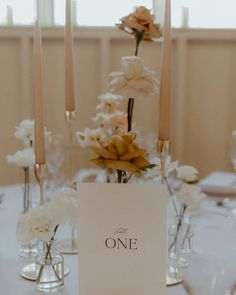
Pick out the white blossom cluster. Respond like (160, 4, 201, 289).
(6, 119, 50, 168)
(76, 56, 160, 149)
(17, 187, 77, 245)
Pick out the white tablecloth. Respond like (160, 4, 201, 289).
(0, 184, 197, 295)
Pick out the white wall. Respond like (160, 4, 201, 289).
(0, 26, 235, 185)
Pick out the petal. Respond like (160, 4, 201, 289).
(110, 135, 128, 157)
(131, 156, 150, 168)
(91, 146, 117, 160)
(120, 149, 146, 161)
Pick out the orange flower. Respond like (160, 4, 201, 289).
(117, 6, 161, 40)
(91, 132, 150, 174)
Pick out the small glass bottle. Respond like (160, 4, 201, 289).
(36, 241, 64, 292)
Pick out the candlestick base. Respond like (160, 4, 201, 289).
(65, 110, 76, 123)
(166, 273, 182, 286)
(20, 263, 70, 281)
(157, 139, 170, 155)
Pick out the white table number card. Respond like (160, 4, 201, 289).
(77, 183, 166, 295)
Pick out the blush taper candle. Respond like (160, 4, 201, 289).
(33, 20, 45, 164)
(158, 0, 172, 141)
(65, 0, 75, 112)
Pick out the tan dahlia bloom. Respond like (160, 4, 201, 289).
(117, 6, 161, 40)
(91, 132, 150, 174)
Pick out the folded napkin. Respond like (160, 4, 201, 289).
(199, 171, 236, 196)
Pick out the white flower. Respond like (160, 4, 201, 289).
(76, 128, 105, 148)
(91, 112, 110, 127)
(16, 188, 78, 245)
(98, 92, 122, 101)
(16, 206, 56, 245)
(96, 92, 122, 113)
(6, 148, 35, 168)
(103, 111, 127, 128)
(108, 56, 159, 99)
(176, 165, 199, 183)
(48, 187, 77, 225)
(176, 183, 205, 208)
(144, 156, 178, 178)
(14, 119, 34, 146)
(14, 119, 51, 147)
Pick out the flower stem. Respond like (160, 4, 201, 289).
(37, 225, 60, 284)
(117, 170, 123, 183)
(164, 176, 178, 216)
(181, 223, 191, 249)
(125, 173, 133, 183)
(127, 98, 134, 132)
(168, 204, 187, 253)
(23, 167, 30, 214)
(134, 31, 143, 56)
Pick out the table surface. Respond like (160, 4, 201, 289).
(1, 184, 234, 295)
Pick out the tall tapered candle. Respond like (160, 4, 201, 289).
(34, 20, 45, 164)
(65, 0, 75, 112)
(158, 0, 172, 141)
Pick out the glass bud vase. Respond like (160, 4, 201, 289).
(36, 241, 64, 293)
(168, 217, 192, 273)
(19, 167, 39, 258)
(180, 222, 194, 257)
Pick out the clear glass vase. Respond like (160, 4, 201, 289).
(168, 216, 193, 267)
(182, 210, 236, 294)
(36, 242, 64, 293)
(19, 167, 39, 258)
(19, 240, 39, 258)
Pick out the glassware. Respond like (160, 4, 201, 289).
(19, 168, 39, 258)
(182, 210, 236, 294)
(168, 219, 193, 269)
(19, 240, 39, 258)
(36, 241, 64, 292)
(45, 134, 66, 196)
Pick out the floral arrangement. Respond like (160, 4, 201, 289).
(76, 7, 162, 182)
(6, 119, 50, 213)
(17, 187, 77, 282)
(17, 187, 77, 245)
(76, 92, 127, 148)
(7, 119, 50, 168)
